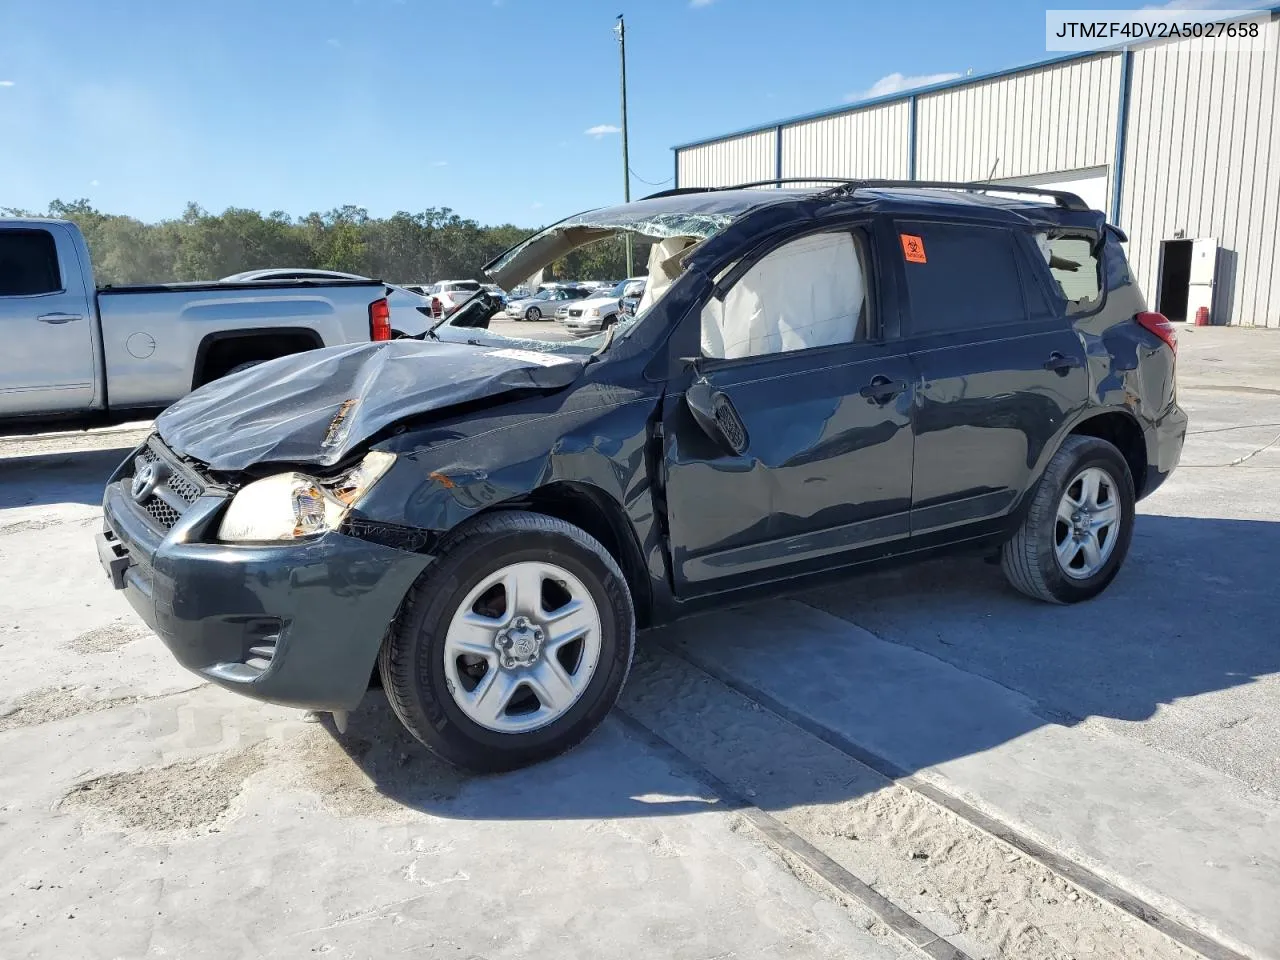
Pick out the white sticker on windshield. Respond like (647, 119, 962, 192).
(487, 348, 574, 367)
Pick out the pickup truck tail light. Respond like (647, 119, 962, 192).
(1135, 311, 1177, 354)
(369, 297, 392, 341)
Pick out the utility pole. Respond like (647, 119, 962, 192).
(614, 14, 633, 276)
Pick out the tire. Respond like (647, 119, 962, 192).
(525, 307, 541, 322)
(379, 510, 635, 772)
(1001, 435, 1135, 604)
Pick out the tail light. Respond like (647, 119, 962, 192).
(369, 297, 392, 341)
(430, 296, 443, 319)
(1135, 311, 1177, 354)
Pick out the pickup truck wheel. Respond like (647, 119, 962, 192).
(225, 360, 265, 377)
(524, 307, 542, 322)
(1001, 435, 1135, 604)
(379, 510, 635, 772)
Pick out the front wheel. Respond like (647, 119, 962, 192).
(379, 511, 635, 772)
(1001, 435, 1135, 604)
(524, 307, 542, 322)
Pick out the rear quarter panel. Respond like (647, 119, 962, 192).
(1023, 239, 1180, 505)
(98, 283, 378, 408)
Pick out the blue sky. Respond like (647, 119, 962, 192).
(0, 0, 1256, 226)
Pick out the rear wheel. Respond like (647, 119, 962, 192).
(1001, 435, 1135, 604)
(525, 307, 542, 322)
(379, 511, 635, 772)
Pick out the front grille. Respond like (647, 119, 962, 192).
(144, 498, 182, 528)
(568, 308, 583, 318)
(124, 436, 209, 531)
(166, 471, 201, 504)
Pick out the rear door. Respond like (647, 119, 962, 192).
(661, 221, 918, 595)
(893, 219, 1089, 536)
(0, 224, 96, 416)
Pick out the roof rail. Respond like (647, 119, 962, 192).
(642, 177, 857, 200)
(822, 178, 1091, 211)
(642, 177, 1091, 211)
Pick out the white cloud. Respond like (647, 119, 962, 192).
(846, 71, 961, 102)
(326, 38, 342, 48)
(431, 160, 448, 167)
(0, 80, 15, 87)
(1143, 0, 1270, 8)
(690, 0, 716, 6)
(584, 124, 621, 138)
(90, 179, 100, 186)
(844, 71, 962, 102)
(530, 201, 544, 209)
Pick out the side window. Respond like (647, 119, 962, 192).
(0, 229, 62, 297)
(701, 230, 869, 360)
(898, 222, 1025, 335)
(1034, 233, 1102, 313)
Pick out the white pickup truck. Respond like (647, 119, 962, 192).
(0, 217, 426, 425)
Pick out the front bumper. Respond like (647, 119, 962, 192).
(98, 460, 430, 711)
(565, 318, 603, 333)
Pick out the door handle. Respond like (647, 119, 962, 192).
(37, 313, 83, 324)
(859, 376, 908, 404)
(1043, 352, 1083, 375)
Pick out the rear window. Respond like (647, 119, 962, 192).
(0, 229, 62, 296)
(898, 222, 1025, 335)
(1035, 234, 1102, 313)
(444, 281, 481, 292)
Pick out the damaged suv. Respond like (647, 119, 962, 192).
(97, 180, 1186, 772)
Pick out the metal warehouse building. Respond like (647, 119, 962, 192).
(672, 12, 1280, 328)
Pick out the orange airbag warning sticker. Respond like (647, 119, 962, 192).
(900, 234, 927, 263)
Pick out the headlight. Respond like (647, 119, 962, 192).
(217, 451, 395, 542)
(587, 307, 600, 317)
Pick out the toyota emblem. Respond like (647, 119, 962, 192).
(131, 462, 160, 502)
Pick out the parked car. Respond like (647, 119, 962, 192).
(97, 180, 1185, 774)
(619, 277, 646, 317)
(222, 268, 431, 339)
(506, 286, 592, 321)
(0, 218, 396, 424)
(430, 280, 484, 316)
(562, 277, 642, 335)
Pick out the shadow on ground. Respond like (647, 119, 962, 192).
(323, 511, 1280, 818)
(0, 446, 133, 509)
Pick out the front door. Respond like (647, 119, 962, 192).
(661, 225, 917, 596)
(0, 223, 96, 416)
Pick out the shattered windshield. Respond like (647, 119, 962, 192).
(438, 209, 731, 355)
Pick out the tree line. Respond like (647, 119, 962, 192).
(1, 199, 635, 288)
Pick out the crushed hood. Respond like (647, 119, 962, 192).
(157, 340, 585, 472)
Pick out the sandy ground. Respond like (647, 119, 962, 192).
(1, 326, 1277, 959)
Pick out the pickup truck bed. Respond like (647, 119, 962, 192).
(0, 217, 395, 423)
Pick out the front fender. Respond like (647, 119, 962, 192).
(351, 382, 662, 539)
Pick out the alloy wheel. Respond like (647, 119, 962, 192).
(442, 561, 603, 733)
(1054, 466, 1121, 579)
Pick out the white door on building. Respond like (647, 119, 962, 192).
(1186, 237, 1218, 324)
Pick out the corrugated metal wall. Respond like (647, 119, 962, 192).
(675, 130, 777, 189)
(673, 19, 1280, 327)
(1122, 19, 1280, 329)
(915, 54, 1121, 184)
(780, 102, 911, 182)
